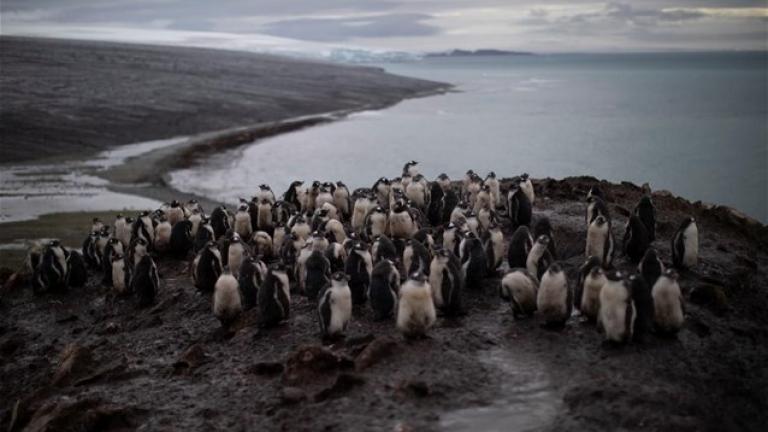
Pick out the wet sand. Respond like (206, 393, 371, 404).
(1, 177, 766, 431)
(0, 36, 448, 163)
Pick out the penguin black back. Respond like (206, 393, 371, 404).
(170, 220, 194, 258)
(634, 196, 656, 241)
(623, 215, 651, 264)
(369, 259, 400, 320)
(210, 206, 230, 239)
(305, 250, 331, 301)
(629, 274, 653, 342)
(639, 248, 663, 289)
(132, 255, 159, 307)
(508, 226, 533, 269)
(67, 250, 87, 288)
(258, 266, 290, 327)
(533, 217, 558, 259)
(508, 183, 532, 229)
(460, 233, 487, 290)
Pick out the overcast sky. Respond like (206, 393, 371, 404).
(1, 0, 766, 52)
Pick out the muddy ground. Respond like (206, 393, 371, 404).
(1, 177, 766, 431)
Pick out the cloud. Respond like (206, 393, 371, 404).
(259, 13, 440, 42)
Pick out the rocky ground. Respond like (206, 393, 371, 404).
(0, 37, 446, 163)
(1, 177, 766, 431)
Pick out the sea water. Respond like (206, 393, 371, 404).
(169, 52, 767, 222)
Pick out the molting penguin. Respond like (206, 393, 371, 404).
(33, 240, 69, 293)
(290, 214, 311, 242)
(251, 231, 273, 259)
(429, 247, 464, 316)
(485, 172, 501, 209)
(325, 241, 347, 273)
(111, 254, 128, 295)
(114, 214, 131, 247)
(333, 181, 351, 220)
(210, 206, 231, 239)
(213, 270, 242, 328)
(623, 215, 650, 264)
(403, 238, 431, 277)
(258, 264, 291, 328)
(500, 269, 538, 319)
(403, 160, 419, 177)
(318, 272, 353, 337)
(483, 221, 504, 273)
(397, 271, 437, 338)
(638, 248, 664, 289)
(634, 195, 656, 241)
(519, 173, 535, 205)
(671, 216, 698, 269)
(283, 181, 305, 210)
(192, 241, 223, 293)
(101, 237, 124, 286)
(127, 237, 149, 270)
(459, 232, 487, 290)
(533, 217, 558, 259)
(304, 248, 331, 301)
(507, 181, 532, 229)
(345, 241, 373, 305)
(389, 199, 416, 239)
(224, 233, 247, 278)
(91, 217, 104, 234)
(441, 222, 463, 258)
(193, 218, 214, 254)
(651, 269, 685, 335)
(169, 219, 194, 258)
(586, 215, 614, 267)
(167, 200, 185, 226)
(369, 259, 401, 320)
(405, 174, 429, 212)
(526, 235, 553, 280)
(256, 184, 276, 204)
(372, 177, 391, 209)
(586, 195, 610, 226)
(154, 217, 172, 253)
(371, 235, 398, 264)
(507, 226, 534, 269)
(238, 256, 267, 311)
(322, 218, 346, 244)
(576, 256, 605, 322)
(598, 271, 635, 344)
(234, 203, 253, 239)
(256, 199, 274, 234)
(363, 206, 387, 239)
(536, 263, 571, 328)
(352, 191, 374, 234)
(132, 254, 159, 307)
(473, 184, 492, 214)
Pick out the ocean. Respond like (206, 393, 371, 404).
(170, 52, 767, 221)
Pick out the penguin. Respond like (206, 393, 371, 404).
(629, 273, 654, 342)
(188, 209, 203, 238)
(251, 231, 273, 259)
(462, 169, 476, 197)
(193, 218, 214, 254)
(485, 172, 502, 209)
(258, 264, 291, 328)
(111, 254, 128, 295)
(536, 263, 571, 328)
(283, 180, 304, 210)
(256, 199, 274, 233)
(101, 237, 124, 286)
(500, 269, 538, 319)
(459, 232, 487, 290)
(273, 201, 294, 227)
(575, 256, 605, 322)
(651, 269, 685, 335)
(441, 185, 460, 225)
(441, 222, 463, 257)
(477, 206, 495, 233)
(507, 226, 534, 269)
(507, 181, 532, 229)
(33, 240, 69, 293)
(256, 184, 276, 204)
(370, 177, 389, 209)
(167, 200, 185, 226)
(234, 203, 253, 239)
(533, 217, 558, 259)
(279, 232, 301, 279)
(213, 270, 242, 327)
(426, 180, 445, 227)
(671, 216, 698, 269)
(526, 235, 553, 281)
(325, 242, 347, 273)
(473, 184, 492, 214)
(586, 195, 610, 226)
(464, 173, 482, 209)
(634, 195, 656, 241)
(114, 214, 131, 247)
(91, 217, 104, 234)
(331, 181, 351, 220)
(314, 184, 335, 212)
(305, 249, 331, 301)
(318, 272, 353, 337)
(303, 181, 321, 213)
(413, 228, 434, 250)
(127, 237, 149, 269)
(192, 241, 223, 293)
(389, 199, 416, 239)
(429, 247, 463, 316)
(483, 221, 504, 273)
(405, 174, 428, 211)
(623, 215, 650, 264)
(364, 206, 388, 239)
(154, 218, 172, 253)
(66, 250, 87, 288)
(210, 206, 231, 239)
(638, 248, 664, 289)
(371, 235, 398, 264)
(169, 220, 194, 258)
(272, 224, 287, 257)
(224, 233, 247, 278)
(132, 211, 155, 246)
(322, 218, 347, 244)
(238, 256, 267, 311)
(185, 199, 203, 215)
(352, 192, 375, 233)
(403, 238, 431, 276)
(132, 254, 159, 307)
(586, 215, 614, 267)
(465, 211, 480, 237)
(402, 160, 419, 177)
(397, 271, 437, 338)
(586, 185, 605, 201)
(519, 173, 535, 205)
(345, 241, 373, 305)
(450, 201, 469, 226)
(369, 259, 401, 320)
(26, 240, 44, 276)
(598, 271, 635, 344)
(94, 226, 110, 261)
(290, 214, 311, 241)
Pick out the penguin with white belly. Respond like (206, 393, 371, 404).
(429, 247, 464, 316)
(318, 272, 353, 338)
(598, 271, 635, 344)
(507, 181, 532, 229)
(526, 235, 553, 281)
(652, 269, 685, 335)
(671, 216, 698, 269)
(192, 241, 223, 293)
(586, 215, 614, 267)
(258, 264, 291, 328)
(500, 269, 538, 319)
(536, 263, 571, 328)
(459, 232, 487, 291)
(575, 256, 605, 322)
(213, 270, 242, 328)
(397, 271, 437, 338)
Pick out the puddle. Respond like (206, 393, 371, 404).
(440, 349, 561, 431)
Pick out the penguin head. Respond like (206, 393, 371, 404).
(290, 180, 303, 188)
(605, 269, 624, 282)
(116, 214, 124, 220)
(409, 271, 427, 283)
(139, 210, 150, 217)
(259, 184, 271, 191)
(594, 215, 607, 227)
(520, 173, 530, 181)
(353, 241, 367, 252)
(486, 171, 496, 179)
(465, 169, 475, 176)
(48, 239, 60, 247)
(589, 265, 603, 278)
(536, 235, 550, 246)
(231, 234, 241, 243)
(331, 272, 349, 283)
(171, 200, 180, 208)
(125, 217, 135, 224)
(547, 263, 562, 274)
(312, 180, 321, 189)
(238, 204, 248, 212)
(463, 231, 477, 240)
(663, 268, 679, 280)
(336, 181, 346, 188)
(136, 237, 148, 246)
(481, 184, 491, 192)
(112, 253, 124, 262)
(92, 217, 101, 224)
(437, 173, 449, 181)
(109, 237, 120, 245)
(270, 262, 286, 272)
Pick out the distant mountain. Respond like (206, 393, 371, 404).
(425, 49, 534, 58)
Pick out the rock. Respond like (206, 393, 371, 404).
(690, 284, 729, 315)
(246, 361, 284, 376)
(355, 336, 399, 371)
(23, 397, 145, 432)
(52, 343, 94, 386)
(283, 345, 354, 384)
(172, 344, 209, 375)
(279, 387, 307, 405)
(313, 373, 366, 402)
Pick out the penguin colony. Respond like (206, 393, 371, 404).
(27, 162, 698, 343)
